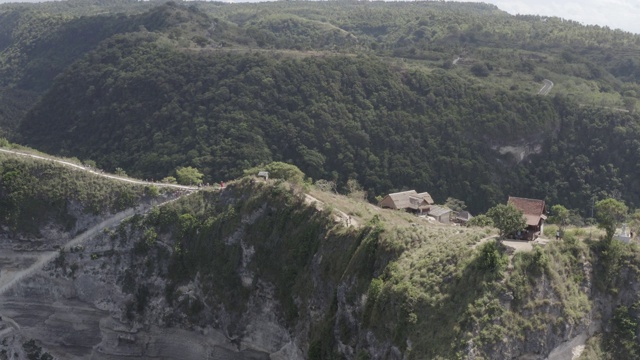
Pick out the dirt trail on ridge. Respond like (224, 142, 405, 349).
(304, 194, 360, 228)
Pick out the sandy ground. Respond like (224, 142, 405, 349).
(474, 236, 552, 253)
(502, 239, 534, 253)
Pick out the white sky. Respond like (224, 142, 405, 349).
(455, 0, 640, 34)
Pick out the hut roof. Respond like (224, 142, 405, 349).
(379, 190, 434, 210)
(428, 205, 452, 217)
(508, 196, 547, 226)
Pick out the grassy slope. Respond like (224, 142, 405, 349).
(281, 181, 640, 359)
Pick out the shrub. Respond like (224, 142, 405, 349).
(145, 185, 160, 198)
(471, 63, 490, 77)
(607, 305, 640, 358)
(162, 176, 177, 184)
(479, 240, 507, 273)
(543, 224, 558, 238)
(346, 179, 366, 200)
(530, 245, 548, 274)
(175, 166, 204, 185)
(244, 162, 305, 185)
(315, 179, 337, 193)
(144, 228, 158, 245)
(486, 204, 525, 238)
(596, 237, 626, 292)
(467, 214, 494, 227)
(563, 232, 578, 246)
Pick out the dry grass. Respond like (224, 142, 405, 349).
(307, 186, 499, 248)
(544, 224, 605, 241)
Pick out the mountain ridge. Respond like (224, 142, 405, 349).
(2, 1, 637, 216)
(0, 149, 636, 359)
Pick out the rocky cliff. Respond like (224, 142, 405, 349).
(1, 170, 640, 359)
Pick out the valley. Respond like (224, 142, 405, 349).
(0, 1, 640, 359)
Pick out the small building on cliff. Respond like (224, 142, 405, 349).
(508, 196, 547, 240)
(454, 210, 473, 225)
(428, 205, 453, 224)
(378, 190, 434, 214)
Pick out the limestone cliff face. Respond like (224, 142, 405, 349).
(2, 180, 640, 360)
(0, 182, 371, 359)
(0, 202, 278, 358)
(466, 241, 640, 360)
(480, 258, 596, 360)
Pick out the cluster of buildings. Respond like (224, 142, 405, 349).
(377, 190, 547, 240)
(377, 190, 473, 225)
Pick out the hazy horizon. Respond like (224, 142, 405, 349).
(463, 0, 640, 35)
(0, 0, 638, 34)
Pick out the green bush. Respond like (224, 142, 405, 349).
(162, 176, 177, 184)
(607, 305, 640, 358)
(145, 185, 160, 198)
(486, 204, 525, 238)
(471, 63, 490, 77)
(530, 245, 549, 274)
(595, 237, 628, 292)
(467, 214, 494, 227)
(244, 162, 305, 185)
(479, 240, 507, 274)
(175, 166, 204, 185)
(0, 154, 145, 234)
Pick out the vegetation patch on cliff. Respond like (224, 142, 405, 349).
(0, 143, 149, 236)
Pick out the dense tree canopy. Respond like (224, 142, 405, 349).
(486, 203, 526, 238)
(595, 198, 628, 241)
(549, 204, 570, 233)
(175, 166, 203, 186)
(0, 0, 638, 214)
(2, 2, 640, 357)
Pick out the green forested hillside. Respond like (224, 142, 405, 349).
(20, 33, 565, 212)
(4, 0, 640, 214)
(3, 2, 640, 359)
(207, 1, 640, 97)
(0, 1, 219, 137)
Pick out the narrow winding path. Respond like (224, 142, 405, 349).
(0, 147, 199, 297)
(0, 148, 198, 190)
(538, 79, 554, 95)
(304, 194, 360, 228)
(0, 195, 187, 297)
